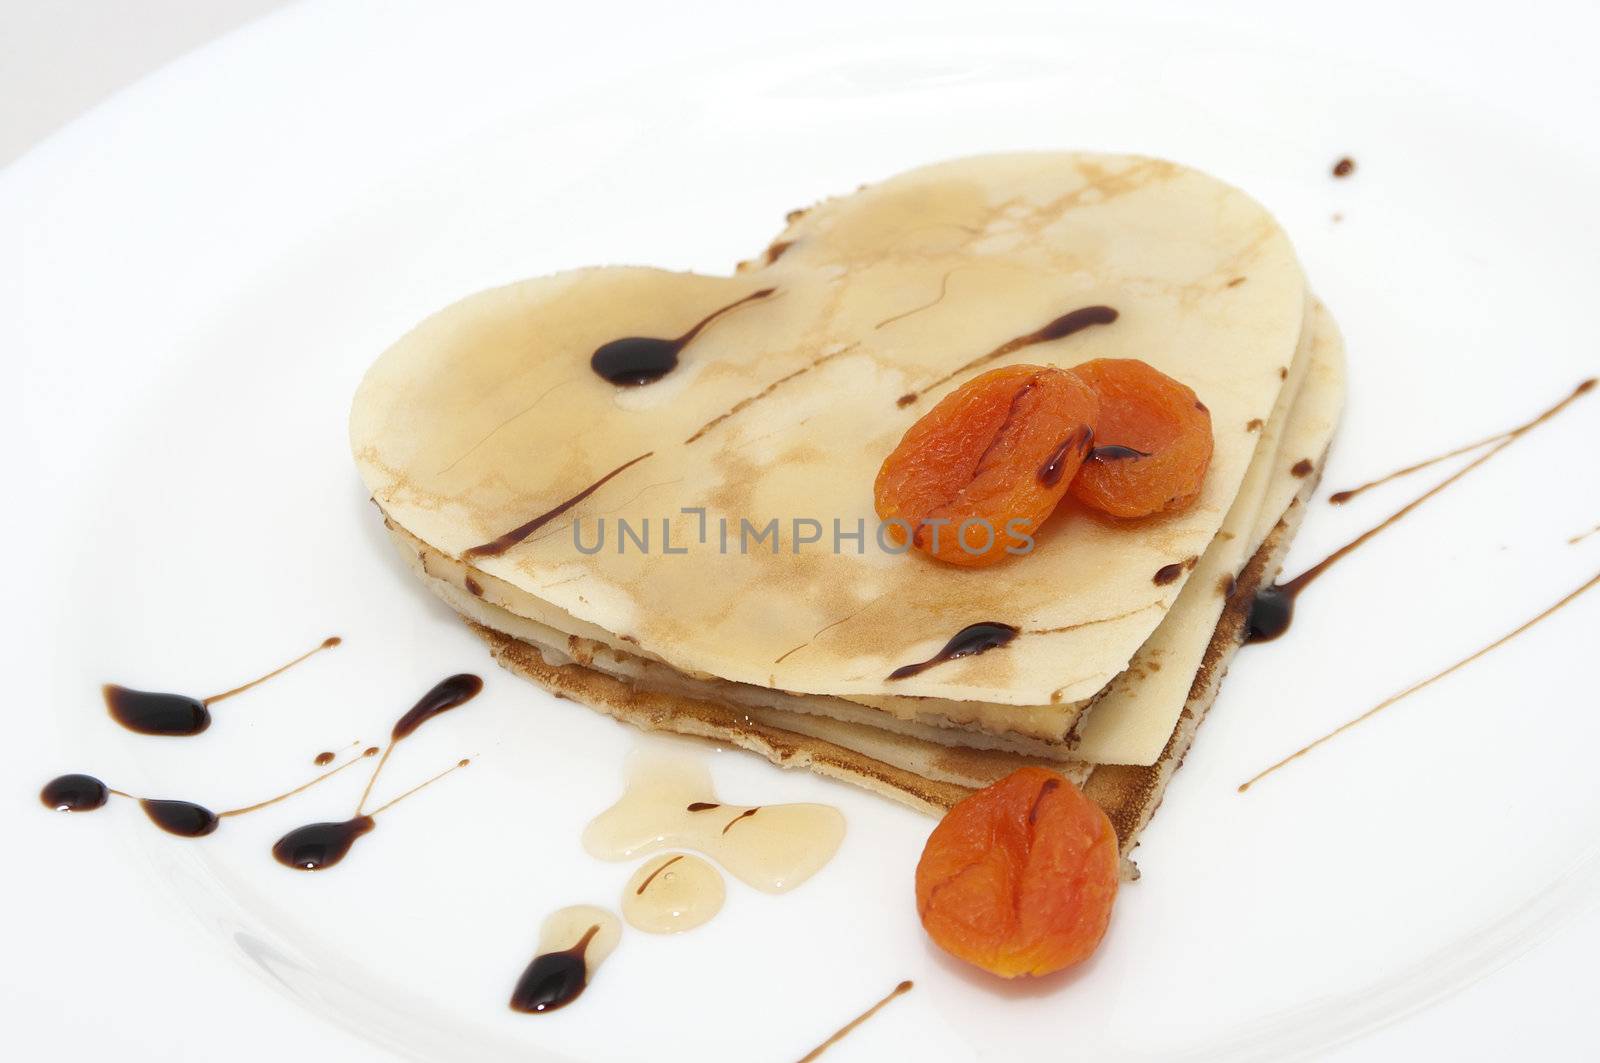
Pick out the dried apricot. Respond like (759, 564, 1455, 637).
(874, 365, 1099, 566)
(915, 767, 1118, 978)
(1068, 358, 1213, 518)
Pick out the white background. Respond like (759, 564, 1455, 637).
(6, 2, 1599, 1060)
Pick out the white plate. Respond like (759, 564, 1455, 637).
(7, 1, 1600, 1059)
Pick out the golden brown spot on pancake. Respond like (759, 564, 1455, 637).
(464, 575, 484, 597)
(1225, 277, 1247, 288)
(1217, 573, 1236, 597)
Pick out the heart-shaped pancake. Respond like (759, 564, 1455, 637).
(352, 153, 1307, 714)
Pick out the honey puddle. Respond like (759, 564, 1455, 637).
(622, 853, 725, 933)
(583, 754, 845, 893)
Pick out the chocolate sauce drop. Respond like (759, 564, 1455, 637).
(1037, 428, 1095, 487)
(1090, 444, 1150, 461)
(888, 622, 1019, 680)
(40, 773, 110, 812)
(590, 288, 775, 386)
(139, 799, 220, 838)
(272, 817, 376, 871)
(392, 674, 484, 740)
(103, 686, 211, 736)
(1153, 563, 1185, 586)
(510, 925, 599, 1014)
(314, 751, 336, 766)
(685, 801, 720, 812)
(1332, 157, 1356, 178)
(1246, 584, 1297, 643)
(102, 636, 342, 736)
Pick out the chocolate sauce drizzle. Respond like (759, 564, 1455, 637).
(1037, 427, 1096, 487)
(1089, 444, 1150, 462)
(103, 636, 341, 736)
(590, 287, 776, 386)
(509, 925, 601, 1014)
(1241, 569, 1599, 791)
(796, 980, 914, 1062)
(464, 453, 652, 560)
(1332, 157, 1356, 178)
(887, 622, 1019, 680)
(1248, 378, 1595, 642)
(39, 748, 375, 838)
(897, 305, 1118, 407)
(273, 674, 482, 870)
(1328, 379, 1594, 505)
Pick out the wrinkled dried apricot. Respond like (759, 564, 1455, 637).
(874, 365, 1099, 566)
(1068, 358, 1213, 518)
(915, 766, 1118, 978)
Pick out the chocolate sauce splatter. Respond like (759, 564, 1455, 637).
(39, 748, 376, 838)
(103, 636, 341, 736)
(273, 676, 482, 871)
(888, 622, 1019, 680)
(1249, 378, 1595, 643)
(1332, 157, 1356, 178)
(590, 288, 775, 386)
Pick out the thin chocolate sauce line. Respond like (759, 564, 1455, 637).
(896, 305, 1118, 407)
(1239, 569, 1600, 792)
(874, 268, 959, 330)
(464, 452, 653, 559)
(204, 636, 343, 704)
(590, 288, 777, 387)
(365, 759, 471, 817)
(1568, 522, 1600, 546)
(672, 288, 777, 349)
(1329, 378, 1594, 505)
(218, 749, 377, 818)
(635, 854, 685, 895)
(1249, 381, 1590, 644)
(721, 807, 760, 835)
(796, 980, 914, 1063)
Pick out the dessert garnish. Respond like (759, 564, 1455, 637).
(875, 357, 1213, 566)
(916, 767, 1118, 977)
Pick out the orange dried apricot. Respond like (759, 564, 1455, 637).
(1068, 358, 1213, 518)
(874, 365, 1099, 566)
(915, 767, 1119, 978)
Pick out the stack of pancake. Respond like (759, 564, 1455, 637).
(351, 153, 1344, 858)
